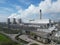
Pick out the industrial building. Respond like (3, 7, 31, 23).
(7, 9, 59, 44)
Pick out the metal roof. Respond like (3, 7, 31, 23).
(24, 19, 50, 24)
(32, 31, 49, 38)
(55, 31, 60, 37)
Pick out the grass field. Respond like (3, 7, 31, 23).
(0, 33, 28, 45)
(0, 33, 11, 42)
(0, 33, 19, 45)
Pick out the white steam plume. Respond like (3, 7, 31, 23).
(8, 0, 60, 20)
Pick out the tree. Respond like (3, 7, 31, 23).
(30, 43, 38, 45)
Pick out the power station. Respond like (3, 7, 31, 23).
(7, 9, 58, 44)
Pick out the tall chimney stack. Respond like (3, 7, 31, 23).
(18, 18, 22, 23)
(40, 9, 42, 19)
(7, 18, 11, 24)
(13, 18, 17, 24)
(7, 18, 11, 28)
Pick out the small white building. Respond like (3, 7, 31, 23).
(55, 31, 60, 37)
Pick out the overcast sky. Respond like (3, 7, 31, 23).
(0, 0, 60, 22)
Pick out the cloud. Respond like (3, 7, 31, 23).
(18, 0, 31, 5)
(10, 4, 22, 10)
(8, 0, 60, 21)
(0, 7, 15, 13)
(8, 13, 18, 18)
(0, 15, 7, 18)
(0, 0, 7, 4)
(0, 14, 8, 22)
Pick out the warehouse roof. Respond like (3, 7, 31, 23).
(24, 19, 54, 24)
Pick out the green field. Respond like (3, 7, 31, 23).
(0, 33, 11, 42)
(0, 33, 19, 45)
(0, 33, 28, 45)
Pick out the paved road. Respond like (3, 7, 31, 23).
(19, 35, 57, 45)
(0, 31, 56, 45)
(19, 35, 47, 45)
(0, 31, 19, 43)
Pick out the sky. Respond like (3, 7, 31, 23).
(0, 0, 60, 22)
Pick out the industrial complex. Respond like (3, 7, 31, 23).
(6, 9, 60, 45)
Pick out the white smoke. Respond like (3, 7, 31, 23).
(8, 0, 60, 20)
